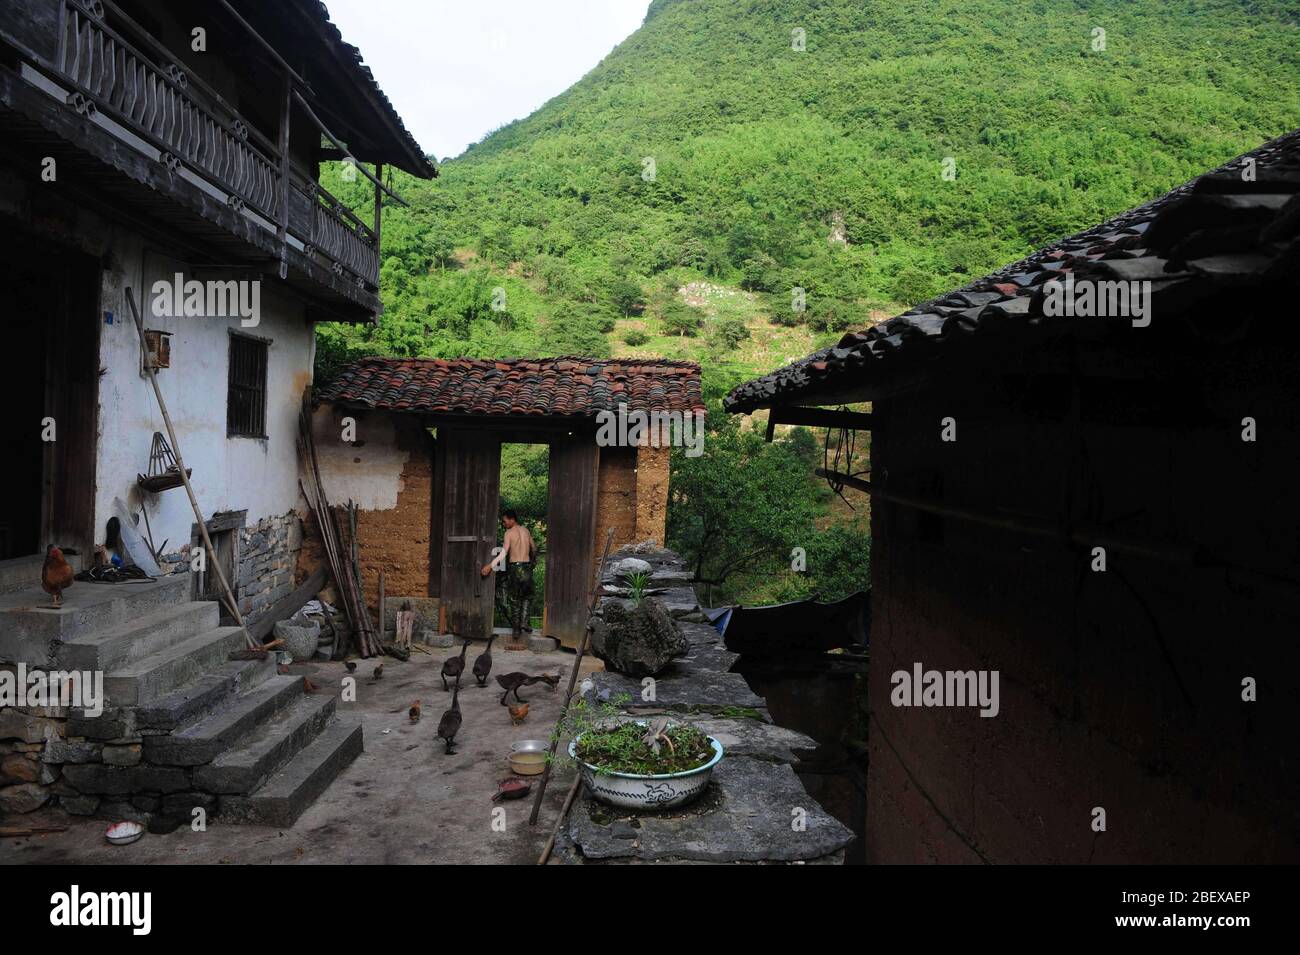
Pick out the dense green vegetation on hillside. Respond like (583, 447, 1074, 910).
(319, 0, 1299, 382)
(316, 0, 1300, 604)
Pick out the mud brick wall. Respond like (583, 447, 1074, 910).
(634, 444, 671, 544)
(596, 447, 638, 550)
(298, 410, 434, 615)
(865, 341, 1300, 864)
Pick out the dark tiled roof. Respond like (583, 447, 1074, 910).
(726, 128, 1300, 413)
(317, 357, 705, 418)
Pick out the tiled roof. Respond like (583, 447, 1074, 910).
(316, 357, 705, 418)
(726, 128, 1300, 413)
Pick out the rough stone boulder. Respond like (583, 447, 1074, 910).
(612, 557, 653, 579)
(590, 596, 689, 678)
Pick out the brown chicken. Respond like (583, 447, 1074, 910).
(508, 703, 529, 725)
(41, 545, 75, 609)
(409, 700, 422, 723)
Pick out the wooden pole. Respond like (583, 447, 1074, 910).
(528, 527, 615, 826)
(814, 468, 1195, 564)
(125, 289, 254, 647)
(536, 774, 584, 865)
(292, 91, 409, 207)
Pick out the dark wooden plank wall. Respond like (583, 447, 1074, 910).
(545, 437, 600, 649)
(42, 243, 100, 559)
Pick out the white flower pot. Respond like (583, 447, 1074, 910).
(569, 731, 724, 810)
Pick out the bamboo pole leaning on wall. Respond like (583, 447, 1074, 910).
(125, 288, 255, 648)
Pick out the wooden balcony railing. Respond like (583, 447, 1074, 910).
(297, 179, 382, 286)
(56, 0, 282, 222)
(20, 0, 382, 292)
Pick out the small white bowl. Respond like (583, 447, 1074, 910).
(105, 821, 144, 846)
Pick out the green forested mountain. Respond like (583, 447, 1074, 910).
(316, 0, 1299, 603)
(318, 0, 1300, 386)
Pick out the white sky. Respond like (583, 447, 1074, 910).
(323, 0, 650, 161)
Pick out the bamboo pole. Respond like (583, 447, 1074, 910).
(125, 289, 254, 648)
(536, 774, 584, 865)
(528, 527, 615, 826)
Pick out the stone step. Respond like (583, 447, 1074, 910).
(0, 573, 192, 662)
(103, 626, 247, 706)
(192, 693, 337, 795)
(136, 658, 276, 733)
(218, 719, 363, 827)
(0, 554, 56, 596)
(144, 675, 305, 766)
(54, 601, 221, 671)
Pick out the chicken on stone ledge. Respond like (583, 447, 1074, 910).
(41, 545, 75, 609)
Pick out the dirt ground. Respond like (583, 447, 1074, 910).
(0, 643, 601, 865)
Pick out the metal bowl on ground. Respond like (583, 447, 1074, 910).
(105, 821, 144, 846)
(508, 739, 548, 776)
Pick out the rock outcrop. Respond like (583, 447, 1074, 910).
(590, 596, 688, 678)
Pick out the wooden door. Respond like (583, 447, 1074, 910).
(545, 437, 600, 649)
(438, 429, 501, 640)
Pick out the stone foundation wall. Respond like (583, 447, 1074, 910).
(237, 512, 302, 626)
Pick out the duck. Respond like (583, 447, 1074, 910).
(495, 671, 561, 705)
(441, 639, 470, 691)
(495, 671, 530, 706)
(436, 683, 462, 754)
(471, 635, 497, 687)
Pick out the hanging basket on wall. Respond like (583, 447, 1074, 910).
(136, 431, 191, 493)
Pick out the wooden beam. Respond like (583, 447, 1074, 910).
(815, 468, 1194, 565)
(215, 0, 314, 94)
(293, 91, 409, 207)
(275, 71, 292, 280)
(769, 406, 874, 432)
(247, 567, 330, 643)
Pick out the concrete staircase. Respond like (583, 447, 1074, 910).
(0, 568, 361, 827)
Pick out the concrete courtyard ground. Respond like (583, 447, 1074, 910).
(0, 644, 598, 865)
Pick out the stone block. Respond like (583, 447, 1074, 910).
(0, 710, 62, 744)
(61, 794, 100, 816)
(62, 763, 189, 795)
(41, 739, 103, 764)
(421, 629, 455, 648)
(527, 636, 560, 653)
(102, 743, 143, 767)
(0, 782, 49, 814)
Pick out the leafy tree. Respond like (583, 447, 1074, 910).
(709, 315, 750, 350)
(661, 299, 703, 337)
(609, 277, 647, 316)
(667, 423, 819, 605)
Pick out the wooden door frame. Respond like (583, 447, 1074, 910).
(430, 426, 602, 646)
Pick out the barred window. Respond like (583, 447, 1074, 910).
(227, 334, 268, 438)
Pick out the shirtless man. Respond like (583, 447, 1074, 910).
(480, 509, 536, 635)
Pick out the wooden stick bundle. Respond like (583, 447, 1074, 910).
(297, 406, 382, 657)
